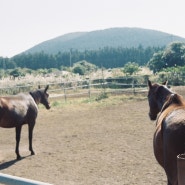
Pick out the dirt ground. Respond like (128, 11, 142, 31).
(0, 95, 168, 185)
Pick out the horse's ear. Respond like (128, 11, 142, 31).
(162, 80, 168, 86)
(45, 85, 49, 92)
(148, 80, 152, 89)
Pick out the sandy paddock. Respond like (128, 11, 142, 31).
(0, 95, 167, 185)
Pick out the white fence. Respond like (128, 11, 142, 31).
(49, 80, 147, 100)
(0, 173, 53, 185)
(0, 79, 148, 101)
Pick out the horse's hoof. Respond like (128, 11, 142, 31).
(31, 151, 35, 156)
(17, 156, 22, 160)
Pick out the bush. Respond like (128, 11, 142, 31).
(123, 62, 140, 75)
(72, 65, 86, 75)
(72, 60, 97, 75)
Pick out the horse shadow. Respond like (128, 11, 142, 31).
(0, 155, 30, 170)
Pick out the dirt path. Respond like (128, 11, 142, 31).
(0, 99, 166, 185)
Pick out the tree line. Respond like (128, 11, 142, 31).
(0, 46, 163, 70)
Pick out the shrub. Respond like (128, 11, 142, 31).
(72, 65, 86, 75)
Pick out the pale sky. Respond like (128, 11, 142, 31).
(1, 0, 185, 57)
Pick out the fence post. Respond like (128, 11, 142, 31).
(88, 79, 91, 98)
(63, 88, 67, 102)
(101, 67, 106, 94)
(132, 80, 135, 95)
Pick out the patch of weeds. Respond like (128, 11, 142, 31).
(82, 97, 96, 103)
(95, 92, 108, 101)
(51, 100, 62, 107)
(120, 94, 147, 101)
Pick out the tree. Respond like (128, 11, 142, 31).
(147, 42, 185, 73)
(147, 51, 165, 73)
(9, 68, 26, 79)
(162, 42, 185, 67)
(123, 62, 140, 75)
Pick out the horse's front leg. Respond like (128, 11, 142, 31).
(15, 126, 22, 160)
(28, 123, 35, 156)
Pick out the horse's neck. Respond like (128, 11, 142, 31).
(158, 86, 174, 110)
(30, 91, 41, 105)
(158, 88, 173, 110)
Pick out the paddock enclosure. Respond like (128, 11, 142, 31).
(2, 87, 184, 184)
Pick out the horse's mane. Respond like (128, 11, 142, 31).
(156, 93, 185, 128)
(161, 93, 185, 113)
(29, 90, 41, 105)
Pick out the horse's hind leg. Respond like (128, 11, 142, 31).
(15, 126, 22, 160)
(28, 123, 35, 156)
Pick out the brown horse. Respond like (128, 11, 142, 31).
(148, 80, 185, 185)
(0, 85, 50, 160)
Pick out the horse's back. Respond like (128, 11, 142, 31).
(165, 108, 185, 124)
(0, 93, 38, 128)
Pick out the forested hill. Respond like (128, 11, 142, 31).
(1, 27, 184, 70)
(23, 27, 185, 55)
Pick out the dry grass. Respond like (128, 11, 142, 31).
(0, 67, 151, 89)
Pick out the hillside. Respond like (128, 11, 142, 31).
(23, 27, 185, 55)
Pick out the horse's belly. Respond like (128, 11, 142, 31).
(0, 115, 24, 128)
(0, 119, 17, 128)
(153, 127, 164, 167)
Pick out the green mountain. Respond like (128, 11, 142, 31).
(24, 27, 185, 54)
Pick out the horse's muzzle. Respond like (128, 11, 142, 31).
(46, 103, 51, 109)
(149, 112, 157, 120)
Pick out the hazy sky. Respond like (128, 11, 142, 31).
(1, 0, 185, 57)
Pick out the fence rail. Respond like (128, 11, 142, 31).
(0, 173, 52, 185)
(0, 79, 148, 101)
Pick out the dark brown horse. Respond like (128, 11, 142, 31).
(0, 85, 50, 160)
(148, 80, 185, 185)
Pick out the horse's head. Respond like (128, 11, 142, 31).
(30, 85, 50, 109)
(147, 80, 172, 120)
(39, 85, 50, 109)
